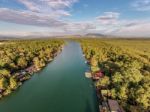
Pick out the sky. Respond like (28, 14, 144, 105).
(0, 0, 150, 37)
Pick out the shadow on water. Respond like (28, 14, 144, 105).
(85, 100, 92, 112)
(84, 72, 99, 112)
(85, 97, 99, 112)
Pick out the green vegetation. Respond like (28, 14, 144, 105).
(0, 39, 64, 98)
(79, 38, 150, 112)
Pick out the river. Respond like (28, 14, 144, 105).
(0, 41, 99, 112)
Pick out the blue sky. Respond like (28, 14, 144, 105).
(0, 0, 150, 37)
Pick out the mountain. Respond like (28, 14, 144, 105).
(85, 33, 105, 37)
(0, 36, 20, 40)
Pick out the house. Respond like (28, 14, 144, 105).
(17, 74, 25, 80)
(99, 101, 110, 112)
(20, 70, 26, 75)
(0, 89, 3, 94)
(95, 70, 104, 77)
(93, 70, 104, 80)
(16, 70, 26, 81)
(108, 99, 124, 112)
(25, 66, 35, 73)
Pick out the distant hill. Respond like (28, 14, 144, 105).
(85, 33, 105, 37)
(0, 36, 20, 40)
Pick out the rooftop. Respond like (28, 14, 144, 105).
(108, 99, 122, 112)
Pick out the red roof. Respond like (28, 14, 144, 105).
(94, 70, 104, 77)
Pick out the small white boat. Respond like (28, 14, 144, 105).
(85, 72, 92, 78)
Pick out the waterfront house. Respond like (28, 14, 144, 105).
(93, 70, 104, 80)
(25, 65, 35, 73)
(0, 89, 3, 94)
(108, 99, 124, 112)
(16, 70, 26, 81)
(17, 74, 25, 80)
(99, 101, 110, 112)
(20, 70, 26, 75)
(95, 70, 104, 77)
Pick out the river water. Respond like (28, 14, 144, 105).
(0, 41, 99, 112)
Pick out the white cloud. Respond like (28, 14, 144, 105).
(18, 0, 40, 12)
(17, 0, 78, 12)
(63, 22, 96, 33)
(0, 0, 79, 30)
(96, 12, 120, 25)
(97, 12, 120, 20)
(0, 0, 150, 37)
(94, 12, 150, 37)
(45, 0, 78, 9)
(114, 21, 150, 37)
(0, 8, 68, 27)
(0, 7, 96, 36)
(0, 31, 68, 37)
(132, 0, 150, 11)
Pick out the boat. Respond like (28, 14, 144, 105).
(85, 72, 92, 78)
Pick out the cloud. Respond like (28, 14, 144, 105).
(0, 21, 96, 37)
(0, 0, 79, 29)
(94, 12, 150, 37)
(132, 0, 150, 11)
(101, 20, 150, 37)
(0, 0, 78, 27)
(96, 12, 120, 25)
(0, 8, 96, 33)
(0, 0, 150, 37)
(97, 12, 120, 20)
(17, 0, 40, 12)
(17, 0, 78, 12)
(0, 8, 69, 27)
(63, 22, 96, 32)
(0, 31, 68, 37)
(115, 21, 150, 37)
(1, 8, 150, 37)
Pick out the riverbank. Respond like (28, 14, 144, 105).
(84, 59, 125, 112)
(79, 39, 150, 112)
(0, 46, 64, 99)
(0, 41, 98, 112)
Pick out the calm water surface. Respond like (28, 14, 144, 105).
(0, 41, 99, 112)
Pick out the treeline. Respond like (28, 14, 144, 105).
(79, 39, 150, 112)
(0, 39, 64, 98)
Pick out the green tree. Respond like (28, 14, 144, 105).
(118, 84, 128, 100)
(112, 72, 123, 84)
(96, 76, 110, 87)
(9, 77, 17, 90)
(33, 57, 41, 69)
(0, 69, 10, 77)
(17, 57, 27, 68)
(0, 77, 8, 90)
(90, 56, 98, 67)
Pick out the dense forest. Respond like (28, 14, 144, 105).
(0, 39, 64, 98)
(79, 39, 150, 112)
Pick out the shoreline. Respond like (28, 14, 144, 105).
(0, 46, 64, 99)
(84, 59, 125, 112)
